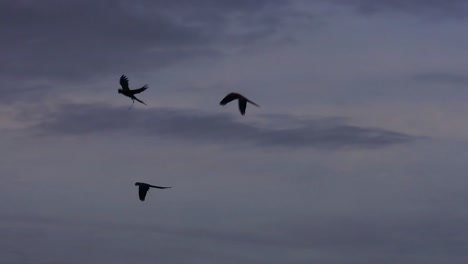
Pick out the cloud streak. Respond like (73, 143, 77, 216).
(328, 0, 468, 18)
(24, 103, 419, 149)
(0, 0, 301, 83)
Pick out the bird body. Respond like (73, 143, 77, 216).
(118, 75, 148, 107)
(219, 92, 259, 115)
(134, 182, 171, 201)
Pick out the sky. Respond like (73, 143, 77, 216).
(1, 0, 468, 263)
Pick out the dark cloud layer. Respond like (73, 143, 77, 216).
(0, 0, 298, 83)
(329, 0, 468, 18)
(25, 103, 418, 149)
(0, 0, 313, 105)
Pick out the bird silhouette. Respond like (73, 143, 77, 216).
(118, 75, 148, 109)
(219, 92, 259, 115)
(134, 182, 171, 201)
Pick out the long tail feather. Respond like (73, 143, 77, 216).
(133, 96, 147, 105)
(247, 99, 260, 107)
(149, 185, 171, 189)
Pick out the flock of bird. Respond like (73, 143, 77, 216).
(118, 74, 259, 201)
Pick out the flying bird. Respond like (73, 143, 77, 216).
(118, 75, 148, 109)
(134, 182, 171, 201)
(219, 92, 259, 115)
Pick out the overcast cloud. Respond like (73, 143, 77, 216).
(1, 1, 467, 263)
(22, 102, 418, 149)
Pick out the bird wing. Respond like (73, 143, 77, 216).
(120, 75, 130, 90)
(219, 93, 239, 105)
(138, 185, 150, 201)
(149, 184, 171, 189)
(131, 85, 148, 94)
(238, 98, 247, 115)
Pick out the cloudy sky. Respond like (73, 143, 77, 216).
(1, 0, 468, 263)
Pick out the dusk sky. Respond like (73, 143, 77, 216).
(1, 1, 468, 263)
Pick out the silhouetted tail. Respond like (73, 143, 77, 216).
(149, 185, 171, 189)
(133, 96, 147, 105)
(247, 99, 259, 107)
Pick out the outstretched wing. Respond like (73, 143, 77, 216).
(149, 184, 171, 189)
(131, 85, 148, 94)
(238, 98, 247, 115)
(138, 185, 150, 201)
(219, 93, 239, 105)
(120, 75, 130, 90)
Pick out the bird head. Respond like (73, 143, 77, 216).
(118, 89, 123, 94)
(135, 182, 141, 186)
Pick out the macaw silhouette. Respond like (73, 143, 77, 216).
(134, 182, 171, 201)
(118, 75, 148, 109)
(219, 92, 259, 115)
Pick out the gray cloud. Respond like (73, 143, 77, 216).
(0, 0, 301, 83)
(328, 0, 468, 18)
(22, 103, 418, 149)
(0, 0, 314, 105)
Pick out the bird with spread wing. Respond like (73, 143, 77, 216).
(134, 182, 171, 202)
(118, 75, 148, 109)
(219, 92, 259, 115)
